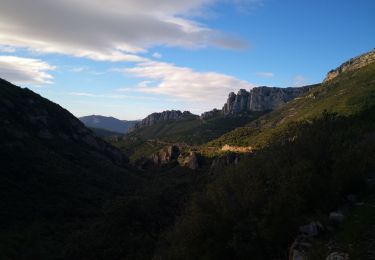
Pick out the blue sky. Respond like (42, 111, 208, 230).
(0, 0, 374, 119)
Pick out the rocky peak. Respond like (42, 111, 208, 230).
(132, 110, 198, 129)
(324, 48, 375, 82)
(222, 86, 312, 115)
(200, 108, 221, 119)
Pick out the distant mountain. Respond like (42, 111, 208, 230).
(79, 115, 138, 134)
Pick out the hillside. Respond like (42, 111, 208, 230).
(79, 115, 138, 134)
(0, 78, 206, 260)
(110, 112, 265, 161)
(0, 78, 133, 257)
(207, 62, 375, 150)
(89, 127, 123, 137)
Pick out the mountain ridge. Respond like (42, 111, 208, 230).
(132, 110, 198, 130)
(324, 48, 375, 82)
(80, 114, 138, 134)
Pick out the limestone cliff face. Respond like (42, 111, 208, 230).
(133, 110, 197, 129)
(222, 86, 311, 115)
(200, 108, 221, 119)
(324, 49, 375, 82)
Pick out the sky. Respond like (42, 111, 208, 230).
(0, 0, 374, 120)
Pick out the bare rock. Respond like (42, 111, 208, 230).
(132, 110, 198, 129)
(152, 145, 181, 165)
(178, 151, 200, 170)
(200, 108, 221, 119)
(326, 252, 349, 260)
(324, 48, 375, 82)
(222, 86, 312, 115)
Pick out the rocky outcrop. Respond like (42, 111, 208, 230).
(324, 48, 375, 82)
(200, 108, 221, 119)
(149, 145, 201, 170)
(178, 151, 200, 170)
(152, 145, 181, 165)
(222, 86, 312, 115)
(326, 252, 349, 260)
(132, 110, 197, 130)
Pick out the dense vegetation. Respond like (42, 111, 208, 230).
(159, 109, 375, 259)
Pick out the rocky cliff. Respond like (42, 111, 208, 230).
(133, 110, 198, 129)
(222, 86, 312, 115)
(324, 48, 375, 82)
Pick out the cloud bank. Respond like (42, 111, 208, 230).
(0, 0, 247, 62)
(0, 56, 55, 84)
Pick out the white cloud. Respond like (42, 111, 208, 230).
(0, 0, 249, 62)
(293, 75, 306, 87)
(69, 91, 157, 100)
(152, 52, 163, 59)
(121, 61, 253, 111)
(69, 92, 95, 97)
(255, 71, 274, 78)
(0, 56, 55, 84)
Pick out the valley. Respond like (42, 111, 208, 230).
(1, 45, 375, 260)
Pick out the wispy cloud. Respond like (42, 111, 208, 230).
(120, 60, 253, 110)
(152, 52, 162, 59)
(69, 91, 157, 100)
(69, 66, 88, 73)
(293, 75, 306, 87)
(0, 56, 55, 84)
(255, 71, 274, 78)
(69, 92, 95, 97)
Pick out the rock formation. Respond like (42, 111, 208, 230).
(200, 108, 221, 119)
(132, 110, 197, 130)
(148, 145, 201, 170)
(222, 86, 312, 115)
(324, 48, 375, 82)
(152, 145, 181, 165)
(178, 152, 200, 170)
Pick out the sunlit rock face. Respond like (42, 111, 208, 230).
(132, 110, 197, 129)
(324, 49, 375, 82)
(222, 86, 311, 115)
